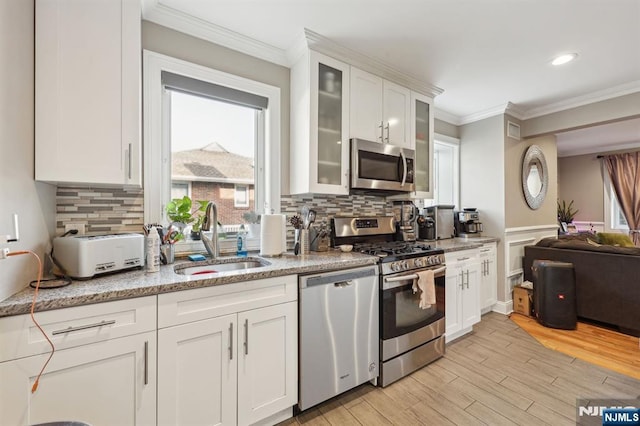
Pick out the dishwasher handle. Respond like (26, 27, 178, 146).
(300, 266, 377, 289)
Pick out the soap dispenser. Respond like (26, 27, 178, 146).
(236, 225, 248, 257)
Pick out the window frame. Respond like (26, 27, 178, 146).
(142, 50, 281, 225)
(425, 133, 460, 208)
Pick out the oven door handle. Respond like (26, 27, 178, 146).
(383, 267, 446, 290)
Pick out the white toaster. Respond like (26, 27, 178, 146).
(53, 233, 144, 279)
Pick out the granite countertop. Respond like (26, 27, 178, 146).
(0, 250, 378, 318)
(433, 236, 500, 253)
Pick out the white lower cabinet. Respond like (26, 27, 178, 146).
(158, 275, 298, 426)
(479, 242, 498, 312)
(0, 297, 157, 426)
(158, 314, 237, 426)
(445, 249, 481, 343)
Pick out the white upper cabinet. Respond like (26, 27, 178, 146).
(412, 91, 434, 198)
(350, 67, 411, 148)
(35, 0, 141, 186)
(290, 50, 350, 195)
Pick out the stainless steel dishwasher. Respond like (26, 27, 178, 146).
(298, 265, 379, 411)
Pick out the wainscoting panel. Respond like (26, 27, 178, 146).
(496, 224, 558, 314)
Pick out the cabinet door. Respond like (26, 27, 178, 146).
(411, 91, 434, 197)
(237, 302, 297, 426)
(158, 315, 237, 426)
(461, 261, 481, 329)
(350, 67, 383, 142)
(0, 332, 156, 426)
(383, 80, 411, 148)
(35, 0, 140, 186)
(445, 264, 462, 338)
(480, 244, 498, 311)
(311, 51, 351, 194)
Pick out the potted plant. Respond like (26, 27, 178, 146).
(242, 210, 261, 238)
(166, 196, 208, 240)
(557, 199, 579, 224)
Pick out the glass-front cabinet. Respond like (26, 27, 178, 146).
(412, 91, 434, 198)
(290, 50, 350, 195)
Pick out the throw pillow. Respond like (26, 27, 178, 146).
(596, 232, 635, 247)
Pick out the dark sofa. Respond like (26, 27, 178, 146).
(523, 237, 640, 337)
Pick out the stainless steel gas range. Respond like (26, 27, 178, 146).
(332, 216, 446, 387)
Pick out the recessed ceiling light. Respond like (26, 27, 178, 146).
(552, 53, 578, 66)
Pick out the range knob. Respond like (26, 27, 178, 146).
(414, 258, 424, 268)
(401, 260, 409, 270)
(391, 262, 401, 272)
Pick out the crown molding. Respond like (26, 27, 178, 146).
(455, 102, 514, 125)
(141, 0, 290, 66)
(433, 108, 462, 125)
(522, 80, 640, 120)
(292, 29, 444, 98)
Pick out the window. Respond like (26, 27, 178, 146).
(171, 182, 189, 200)
(425, 135, 460, 208)
(234, 185, 249, 208)
(143, 51, 281, 228)
(168, 88, 258, 225)
(611, 187, 629, 230)
(604, 171, 629, 232)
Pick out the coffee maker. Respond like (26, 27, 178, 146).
(424, 205, 455, 240)
(454, 209, 484, 238)
(392, 201, 418, 241)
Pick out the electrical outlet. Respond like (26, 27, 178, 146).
(65, 223, 85, 235)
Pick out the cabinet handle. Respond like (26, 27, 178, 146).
(144, 341, 149, 385)
(466, 270, 470, 289)
(127, 143, 132, 180)
(51, 319, 116, 335)
(378, 121, 384, 141)
(457, 256, 470, 261)
(459, 271, 464, 288)
(229, 322, 233, 360)
(244, 319, 249, 355)
(384, 122, 390, 143)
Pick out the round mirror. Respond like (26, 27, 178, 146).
(522, 145, 548, 210)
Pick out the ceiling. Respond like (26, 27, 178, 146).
(142, 0, 640, 155)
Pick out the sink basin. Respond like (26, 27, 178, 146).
(174, 258, 270, 276)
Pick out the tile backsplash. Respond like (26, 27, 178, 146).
(56, 187, 144, 235)
(56, 188, 392, 237)
(280, 194, 391, 221)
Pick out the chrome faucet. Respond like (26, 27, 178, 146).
(200, 202, 219, 258)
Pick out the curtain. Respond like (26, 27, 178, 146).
(603, 152, 640, 246)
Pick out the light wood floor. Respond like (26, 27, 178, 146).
(282, 312, 640, 425)
(510, 312, 640, 380)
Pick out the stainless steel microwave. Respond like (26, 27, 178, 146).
(351, 138, 415, 193)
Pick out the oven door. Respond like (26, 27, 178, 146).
(351, 138, 415, 192)
(380, 267, 445, 342)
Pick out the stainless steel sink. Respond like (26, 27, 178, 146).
(174, 258, 270, 276)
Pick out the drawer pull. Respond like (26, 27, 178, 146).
(51, 319, 116, 335)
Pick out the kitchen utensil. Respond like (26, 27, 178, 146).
(289, 215, 302, 229)
(338, 244, 353, 252)
(301, 206, 310, 229)
(308, 209, 316, 227)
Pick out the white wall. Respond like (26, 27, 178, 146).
(0, 0, 57, 301)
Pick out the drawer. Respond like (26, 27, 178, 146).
(158, 275, 297, 329)
(0, 296, 156, 362)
